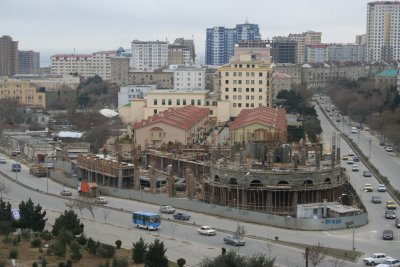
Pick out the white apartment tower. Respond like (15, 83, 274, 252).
(173, 67, 206, 91)
(367, 1, 400, 62)
(131, 40, 168, 71)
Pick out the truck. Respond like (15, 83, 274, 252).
(29, 164, 47, 177)
(77, 180, 99, 197)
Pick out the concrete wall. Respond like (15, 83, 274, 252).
(50, 169, 368, 230)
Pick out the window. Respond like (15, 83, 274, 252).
(233, 88, 237, 92)
(225, 88, 229, 92)
(154, 109, 157, 114)
(191, 99, 195, 105)
(183, 99, 186, 105)
(259, 80, 263, 84)
(153, 99, 158, 105)
(251, 103, 254, 107)
(251, 96, 254, 100)
(233, 95, 237, 100)
(197, 100, 201, 105)
(238, 103, 242, 107)
(225, 80, 229, 84)
(177, 99, 181, 105)
(233, 103, 237, 107)
(259, 72, 263, 77)
(168, 99, 172, 105)
(225, 72, 229, 76)
(162, 99, 165, 105)
(246, 103, 249, 107)
(225, 95, 229, 100)
(238, 80, 242, 84)
(259, 96, 262, 100)
(246, 96, 249, 100)
(251, 88, 254, 92)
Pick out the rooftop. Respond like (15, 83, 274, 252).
(230, 106, 287, 131)
(376, 69, 398, 77)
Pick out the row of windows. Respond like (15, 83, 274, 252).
(224, 71, 268, 77)
(225, 87, 264, 93)
(225, 95, 263, 100)
(232, 102, 262, 108)
(153, 108, 214, 115)
(153, 99, 203, 106)
(176, 78, 202, 81)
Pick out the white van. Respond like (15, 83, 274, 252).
(351, 127, 357, 134)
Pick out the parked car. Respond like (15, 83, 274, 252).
(395, 218, 400, 228)
(0, 158, 6, 164)
(347, 159, 354, 165)
(363, 253, 388, 265)
(385, 209, 396, 219)
(383, 229, 394, 240)
(377, 258, 400, 267)
(342, 155, 349, 161)
(223, 235, 245, 246)
(378, 184, 387, 192)
(159, 205, 176, 214)
(352, 164, 359, 172)
(379, 140, 385, 146)
(96, 197, 108, 204)
(387, 200, 397, 210)
(348, 150, 355, 156)
(197, 226, 216, 236)
(385, 146, 394, 152)
(353, 156, 360, 162)
(173, 212, 191, 220)
(364, 183, 373, 192)
(372, 195, 382, 204)
(363, 170, 372, 177)
(60, 188, 72, 196)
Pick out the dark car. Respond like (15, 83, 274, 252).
(173, 212, 191, 221)
(223, 235, 245, 246)
(363, 170, 372, 177)
(353, 156, 360, 162)
(383, 229, 394, 240)
(372, 195, 382, 204)
(385, 209, 396, 219)
(396, 218, 400, 228)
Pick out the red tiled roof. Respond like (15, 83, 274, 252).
(133, 105, 209, 130)
(230, 106, 286, 131)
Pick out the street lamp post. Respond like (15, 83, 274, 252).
(368, 137, 372, 160)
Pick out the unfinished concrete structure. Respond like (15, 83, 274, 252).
(143, 133, 347, 216)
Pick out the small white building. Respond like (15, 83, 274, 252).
(118, 84, 157, 106)
(173, 67, 206, 91)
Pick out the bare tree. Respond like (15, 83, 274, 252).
(328, 256, 346, 267)
(303, 243, 327, 267)
(102, 207, 110, 221)
(0, 182, 9, 199)
(65, 195, 97, 218)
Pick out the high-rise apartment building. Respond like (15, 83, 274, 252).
(131, 40, 168, 71)
(169, 38, 196, 65)
(18, 50, 40, 75)
(217, 53, 272, 117)
(366, 1, 400, 62)
(206, 22, 261, 66)
(0, 35, 18, 77)
(271, 37, 297, 64)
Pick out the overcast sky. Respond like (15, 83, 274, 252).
(1, 0, 372, 65)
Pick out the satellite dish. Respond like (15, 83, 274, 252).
(99, 109, 119, 118)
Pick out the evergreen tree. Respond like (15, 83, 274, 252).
(132, 237, 148, 264)
(18, 198, 47, 232)
(52, 210, 83, 236)
(144, 239, 168, 267)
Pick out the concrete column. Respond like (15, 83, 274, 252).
(118, 168, 123, 189)
(266, 191, 273, 212)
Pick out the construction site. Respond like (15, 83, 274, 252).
(76, 132, 350, 217)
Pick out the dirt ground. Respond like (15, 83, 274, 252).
(0, 235, 144, 267)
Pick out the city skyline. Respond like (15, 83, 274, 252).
(2, 0, 373, 66)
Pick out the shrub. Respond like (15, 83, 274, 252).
(53, 240, 66, 257)
(112, 257, 128, 267)
(31, 238, 42, 248)
(9, 247, 18, 259)
(97, 243, 116, 258)
(66, 260, 72, 267)
(32, 262, 39, 267)
(40, 230, 52, 241)
(132, 237, 147, 264)
(78, 234, 87, 245)
(58, 263, 66, 267)
(177, 258, 186, 267)
(0, 260, 5, 267)
(144, 239, 168, 267)
(58, 228, 73, 245)
(87, 238, 97, 255)
(115, 240, 122, 249)
(2, 235, 12, 244)
(69, 240, 82, 262)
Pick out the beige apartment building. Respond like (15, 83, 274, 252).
(288, 31, 322, 64)
(0, 78, 46, 109)
(133, 105, 211, 149)
(217, 53, 272, 117)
